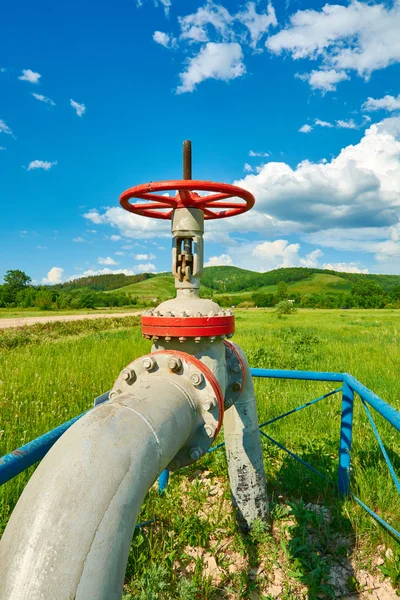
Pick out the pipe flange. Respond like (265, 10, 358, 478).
(109, 350, 224, 471)
(141, 312, 234, 340)
(223, 340, 246, 409)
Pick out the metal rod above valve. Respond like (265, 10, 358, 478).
(183, 140, 192, 180)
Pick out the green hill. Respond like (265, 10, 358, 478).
(56, 266, 400, 303)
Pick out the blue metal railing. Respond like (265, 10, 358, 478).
(1, 369, 399, 538)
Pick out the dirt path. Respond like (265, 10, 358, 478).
(0, 311, 142, 330)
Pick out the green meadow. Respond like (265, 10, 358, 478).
(0, 309, 399, 598)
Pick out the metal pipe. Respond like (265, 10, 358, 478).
(344, 374, 400, 432)
(0, 377, 197, 600)
(224, 344, 269, 530)
(251, 368, 343, 382)
(0, 410, 89, 486)
(183, 139, 192, 180)
(338, 381, 354, 496)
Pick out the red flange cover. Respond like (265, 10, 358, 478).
(141, 314, 235, 338)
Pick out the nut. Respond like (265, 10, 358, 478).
(168, 357, 182, 372)
(142, 356, 156, 371)
(203, 424, 215, 438)
(194, 336, 201, 343)
(190, 372, 203, 387)
(225, 398, 233, 407)
(109, 391, 119, 400)
(203, 397, 217, 411)
(232, 381, 241, 392)
(232, 363, 241, 374)
(179, 336, 187, 343)
(122, 368, 136, 384)
(189, 447, 203, 461)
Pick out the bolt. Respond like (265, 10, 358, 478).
(180, 311, 187, 317)
(122, 368, 136, 383)
(167, 459, 180, 470)
(225, 398, 233, 407)
(189, 447, 203, 461)
(143, 356, 156, 371)
(179, 336, 187, 343)
(232, 364, 241, 374)
(109, 391, 119, 400)
(227, 333, 233, 339)
(208, 311, 216, 317)
(168, 357, 182, 372)
(190, 372, 203, 387)
(194, 336, 201, 343)
(166, 311, 173, 317)
(209, 336, 216, 343)
(203, 397, 216, 411)
(203, 424, 215, 438)
(232, 381, 241, 392)
(165, 336, 171, 342)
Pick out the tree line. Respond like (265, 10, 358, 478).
(217, 280, 400, 309)
(1, 270, 400, 311)
(0, 270, 137, 310)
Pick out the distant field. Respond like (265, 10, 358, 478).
(112, 275, 213, 300)
(0, 306, 139, 319)
(111, 271, 353, 302)
(214, 273, 352, 299)
(1, 309, 399, 598)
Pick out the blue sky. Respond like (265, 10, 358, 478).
(1, 0, 400, 284)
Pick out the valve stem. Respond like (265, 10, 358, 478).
(183, 140, 192, 180)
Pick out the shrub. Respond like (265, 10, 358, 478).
(275, 300, 297, 316)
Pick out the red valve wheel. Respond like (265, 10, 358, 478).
(120, 180, 255, 220)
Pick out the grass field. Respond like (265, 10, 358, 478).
(0, 306, 140, 319)
(0, 309, 399, 598)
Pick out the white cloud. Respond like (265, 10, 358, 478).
(205, 254, 233, 267)
(72, 264, 157, 279)
(266, 1, 400, 85)
(300, 248, 323, 268)
(115, 251, 125, 256)
(323, 262, 368, 273)
(363, 93, 400, 113)
(42, 267, 64, 284)
(249, 149, 269, 157)
(0, 146, 5, 150)
(73, 237, 86, 243)
(18, 69, 41, 84)
(32, 93, 55, 106)
(109, 234, 122, 241)
(177, 42, 245, 93)
(244, 162, 254, 172)
(83, 209, 106, 225)
(133, 253, 156, 260)
(84, 207, 170, 239)
(137, 0, 171, 15)
(336, 119, 358, 129)
(179, 2, 233, 43)
(27, 160, 57, 171)
(0, 119, 12, 135)
(299, 124, 312, 133)
(70, 99, 86, 117)
(153, 31, 177, 48)
(98, 257, 118, 265)
(252, 239, 302, 269)
(315, 119, 333, 128)
(234, 118, 400, 234)
(298, 69, 349, 92)
(236, 2, 277, 49)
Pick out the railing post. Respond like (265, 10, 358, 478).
(338, 378, 354, 497)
